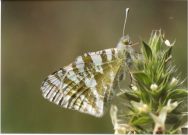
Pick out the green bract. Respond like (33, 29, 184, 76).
(111, 30, 188, 134)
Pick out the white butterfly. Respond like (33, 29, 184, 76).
(40, 8, 136, 117)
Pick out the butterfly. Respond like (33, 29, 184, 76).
(40, 8, 136, 117)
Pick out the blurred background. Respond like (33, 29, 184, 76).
(2, 0, 187, 133)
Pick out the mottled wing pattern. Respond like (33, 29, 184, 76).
(41, 48, 124, 117)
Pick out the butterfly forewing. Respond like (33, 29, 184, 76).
(41, 48, 124, 117)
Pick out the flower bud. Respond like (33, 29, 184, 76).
(150, 83, 158, 91)
(131, 85, 138, 91)
(164, 39, 175, 47)
(114, 126, 126, 134)
(166, 99, 178, 112)
(170, 77, 178, 86)
(165, 40, 171, 46)
(139, 104, 149, 113)
(131, 101, 149, 113)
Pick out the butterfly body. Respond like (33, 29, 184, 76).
(41, 35, 134, 117)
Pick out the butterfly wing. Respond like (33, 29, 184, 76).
(41, 48, 124, 117)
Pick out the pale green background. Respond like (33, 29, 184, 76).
(2, 0, 187, 133)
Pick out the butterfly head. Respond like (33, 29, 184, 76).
(116, 35, 135, 67)
(120, 35, 133, 46)
(116, 35, 133, 49)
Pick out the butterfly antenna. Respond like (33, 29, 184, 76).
(122, 8, 130, 37)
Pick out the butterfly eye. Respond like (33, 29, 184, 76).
(123, 39, 131, 45)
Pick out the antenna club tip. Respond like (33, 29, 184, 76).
(125, 8, 130, 12)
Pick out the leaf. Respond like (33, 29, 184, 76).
(162, 47, 172, 64)
(164, 47, 172, 60)
(167, 89, 188, 100)
(132, 115, 152, 126)
(132, 72, 150, 85)
(166, 113, 185, 134)
(124, 91, 140, 102)
(171, 113, 188, 129)
(142, 41, 153, 59)
(155, 36, 162, 53)
(172, 99, 188, 114)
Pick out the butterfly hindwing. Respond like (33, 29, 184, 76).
(41, 48, 124, 117)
